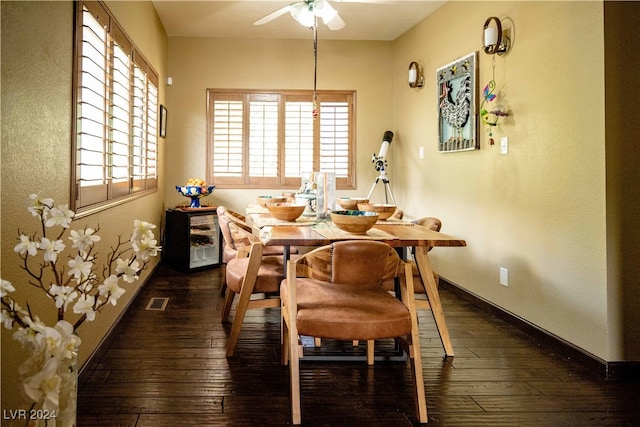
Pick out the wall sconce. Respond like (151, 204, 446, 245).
(408, 61, 424, 88)
(482, 16, 512, 56)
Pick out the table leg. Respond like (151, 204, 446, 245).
(414, 247, 455, 357)
(282, 245, 291, 278)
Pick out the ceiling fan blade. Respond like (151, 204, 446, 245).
(253, 5, 291, 26)
(325, 13, 346, 30)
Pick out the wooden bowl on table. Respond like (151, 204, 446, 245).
(336, 197, 369, 210)
(357, 203, 397, 220)
(330, 210, 379, 234)
(266, 203, 306, 221)
(257, 195, 287, 208)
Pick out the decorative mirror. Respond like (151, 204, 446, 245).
(436, 51, 478, 152)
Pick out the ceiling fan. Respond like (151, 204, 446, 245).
(254, 0, 344, 30)
(254, 0, 392, 30)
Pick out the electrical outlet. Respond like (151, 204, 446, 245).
(500, 267, 509, 287)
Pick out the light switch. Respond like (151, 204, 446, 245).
(419, 146, 424, 159)
(500, 137, 508, 154)
(500, 267, 509, 287)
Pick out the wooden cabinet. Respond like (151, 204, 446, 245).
(164, 208, 221, 272)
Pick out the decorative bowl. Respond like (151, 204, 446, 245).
(295, 193, 317, 215)
(266, 203, 307, 221)
(336, 197, 369, 210)
(357, 203, 397, 220)
(330, 210, 379, 234)
(257, 195, 288, 208)
(176, 185, 215, 208)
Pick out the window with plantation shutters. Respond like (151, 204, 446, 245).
(207, 89, 355, 189)
(72, 0, 158, 212)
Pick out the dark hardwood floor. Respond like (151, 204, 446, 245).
(78, 265, 640, 426)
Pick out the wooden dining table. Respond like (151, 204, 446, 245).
(246, 208, 466, 357)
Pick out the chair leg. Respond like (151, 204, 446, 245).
(409, 336, 427, 423)
(225, 244, 263, 357)
(220, 263, 227, 296)
(226, 283, 255, 357)
(406, 280, 428, 422)
(281, 302, 290, 366)
(289, 322, 302, 424)
(366, 340, 375, 365)
(221, 288, 235, 322)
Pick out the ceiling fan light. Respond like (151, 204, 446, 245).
(316, 1, 345, 30)
(315, 1, 335, 19)
(324, 14, 345, 30)
(290, 3, 315, 28)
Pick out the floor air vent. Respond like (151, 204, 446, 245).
(145, 297, 169, 311)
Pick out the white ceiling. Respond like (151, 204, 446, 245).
(152, 0, 446, 41)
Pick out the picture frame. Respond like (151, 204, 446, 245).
(436, 51, 478, 152)
(159, 104, 167, 138)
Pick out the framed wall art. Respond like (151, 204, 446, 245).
(159, 104, 167, 138)
(436, 51, 478, 152)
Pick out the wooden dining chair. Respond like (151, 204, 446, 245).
(218, 211, 284, 357)
(217, 206, 295, 296)
(281, 240, 427, 425)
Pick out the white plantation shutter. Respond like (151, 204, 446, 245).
(76, 3, 109, 205)
(212, 100, 243, 177)
(248, 96, 279, 179)
(111, 40, 131, 189)
(73, 1, 158, 211)
(284, 101, 314, 179)
(208, 90, 355, 189)
(131, 54, 158, 193)
(319, 101, 350, 178)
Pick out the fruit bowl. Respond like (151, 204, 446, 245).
(330, 210, 379, 234)
(266, 203, 307, 221)
(176, 185, 215, 208)
(357, 203, 397, 220)
(257, 195, 288, 208)
(336, 197, 369, 210)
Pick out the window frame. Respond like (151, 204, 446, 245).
(71, 0, 159, 214)
(206, 89, 356, 190)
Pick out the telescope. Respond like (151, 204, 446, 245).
(367, 130, 396, 204)
(372, 130, 394, 172)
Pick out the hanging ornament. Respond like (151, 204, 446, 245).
(480, 56, 509, 145)
(312, 19, 319, 120)
(312, 96, 319, 119)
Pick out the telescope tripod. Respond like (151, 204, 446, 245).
(367, 169, 396, 205)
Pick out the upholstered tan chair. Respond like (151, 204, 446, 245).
(281, 240, 427, 425)
(217, 206, 294, 295)
(218, 211, 284, 357)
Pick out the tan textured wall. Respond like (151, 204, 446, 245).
(392, 1, 613, 359)
(165, 37, 394, 212)
(1, 0, 168, 415)
(604, 2, 640, 360)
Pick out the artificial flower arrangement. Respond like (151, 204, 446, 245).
(1, 194, 161, 424)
